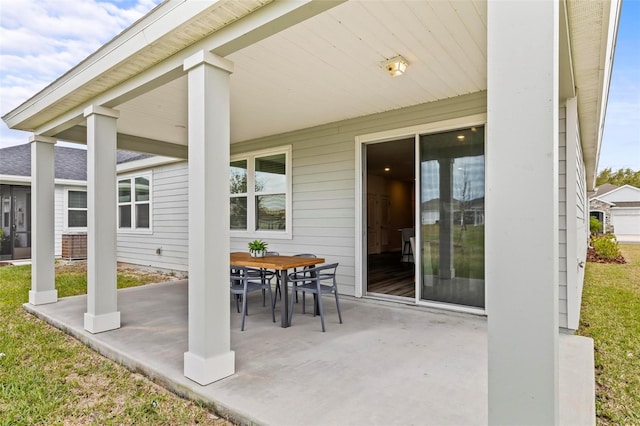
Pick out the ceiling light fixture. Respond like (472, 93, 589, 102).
(382, 55, 408, 77)
(384, 167, 391, 172)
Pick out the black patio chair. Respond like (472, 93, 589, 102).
(230, 265, 275, 331)
(292, 253, 317, 304)
(287, 262, 342, 332)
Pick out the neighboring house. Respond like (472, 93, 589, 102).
(0, 143, 162, 260)
(0, 144, 88, 260)
(1, 1, 620, 423)
(590, 183, 640, 242)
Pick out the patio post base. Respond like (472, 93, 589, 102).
(184, 350, 235, 385)
(84, 311, 121, 334)
(29, 289, 58, 306)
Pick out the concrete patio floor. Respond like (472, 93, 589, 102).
(25, 280, 595, 425)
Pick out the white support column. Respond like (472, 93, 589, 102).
(83, 106, 120, 334)
(487, 1, 560, 425)
(183, 50, 235, 385)
(29, 135, 57, 305)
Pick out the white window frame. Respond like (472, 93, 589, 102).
(230, 145, 292, 239)
(117, 172, 153, 234)
(63, 188, 88, 232)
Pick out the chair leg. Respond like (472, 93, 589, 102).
(316, 289, 326, 332)
(334, 290, 343, 324)
(241, 291, 249, 331)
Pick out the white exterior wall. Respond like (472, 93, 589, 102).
(54, 185, 64, 257)
(558, 107, 568, 329)
(57, 184, 89, 258)
(600, 186, 640, 202)
(564, 97, 588, 331)
(116, 161, 189, 271)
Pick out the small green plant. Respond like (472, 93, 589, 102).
(591, 234, 620, 260)
(248, 240, 268, 251)
(590, 216, 602, 235)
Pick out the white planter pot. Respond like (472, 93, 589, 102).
(250, 249, 266, 258)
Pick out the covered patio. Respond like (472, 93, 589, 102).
(25, 280, 594, 425)
(3, 0, 620, 422)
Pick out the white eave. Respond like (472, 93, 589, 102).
(567, 0, 622, 189)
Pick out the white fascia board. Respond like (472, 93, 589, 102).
(0, 176, 86, 186)
(117, 156, 183, 174)
(611, 206, 640, 210)
(55, 179, 87, 187)
(2, 1, 217, 130)
(0, 175, 31, 185)
(32, 0, 334, 139)
(589, 196, 615, 206)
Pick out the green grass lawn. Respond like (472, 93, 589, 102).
(421, 223, 484, 279)
(0, 262, 230, 426)
(578, 244, 640, 425)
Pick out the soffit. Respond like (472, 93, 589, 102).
(113, 0, 488, 145)
(567, 0, 619, 187)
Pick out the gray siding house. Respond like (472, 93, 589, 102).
(0, 143, 160, 260)
(1, 1, 620, 423)
(590, 183, 640, 242)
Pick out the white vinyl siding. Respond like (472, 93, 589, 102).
(54, 185, 64, 257)
(116, 162, 188, 271)
(563, 98, 588, 331)
(558, 106, 568, 329)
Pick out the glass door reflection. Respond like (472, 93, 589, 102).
(419, 126, 485, 308)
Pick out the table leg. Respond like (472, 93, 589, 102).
(281, 268, 289, 328)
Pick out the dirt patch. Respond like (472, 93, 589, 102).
(586, 246, 626, 264)
(54, 260, 183, 282)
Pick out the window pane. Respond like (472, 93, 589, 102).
(136, 204, 150, 228)
(119, 205, 131, 228)
(256, 194, 285, 230)
(230, 160, 248, 194)
(135, 177, 150, 202)
(68, 191, 87, 208)
(230, 197, 247, 230)
(119, 180, 131, 203)
(255, 154, 285, 193)
(68, 210, 87, 228)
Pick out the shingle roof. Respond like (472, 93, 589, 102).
(0, 143, 152, 181)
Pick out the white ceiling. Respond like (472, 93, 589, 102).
(114, 0, 487, 145)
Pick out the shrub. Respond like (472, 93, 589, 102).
(591, 234, 620, 260)
(590, 216, 602, 235)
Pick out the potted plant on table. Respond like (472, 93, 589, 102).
(248, 240, 268, 258)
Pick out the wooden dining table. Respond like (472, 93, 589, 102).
(230, 252, 325, 327)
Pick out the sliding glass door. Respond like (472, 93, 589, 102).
(419, 126, 485, 308)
